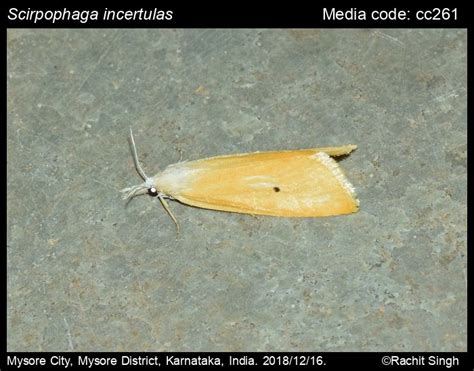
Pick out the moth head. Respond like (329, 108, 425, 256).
(147, 186, 159, 197)
(121, 178, 160, 201)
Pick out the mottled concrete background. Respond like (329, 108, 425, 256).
(7, 29, 466, 351)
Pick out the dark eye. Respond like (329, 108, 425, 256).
(148, 187, 158, 197)
(273, 187, 281, 192)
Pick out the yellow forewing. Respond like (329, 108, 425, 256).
(153, 146, 359, 217)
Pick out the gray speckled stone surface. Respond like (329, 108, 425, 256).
(7, 29, 466, 351)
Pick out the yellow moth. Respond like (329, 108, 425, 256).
(121, 129, 359, 232)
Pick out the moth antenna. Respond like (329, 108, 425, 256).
(158, 195, 180, 235)
(128, 127, 149, 181)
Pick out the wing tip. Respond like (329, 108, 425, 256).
(334, 144, 358, 156)
(313, 151, 359, 207)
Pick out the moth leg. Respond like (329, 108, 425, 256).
(158, 195, 180, 235)
(177, 147, 184, 162)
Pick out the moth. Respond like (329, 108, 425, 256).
(121, 129, 359, 232)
